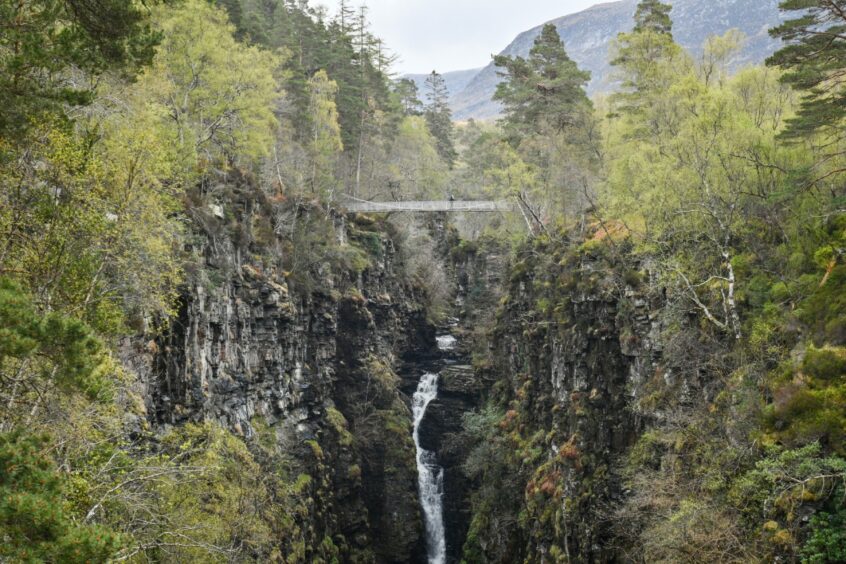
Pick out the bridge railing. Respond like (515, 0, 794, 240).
(341, 199, 514, 213)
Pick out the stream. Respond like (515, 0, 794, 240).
(412, 333, 457, 564)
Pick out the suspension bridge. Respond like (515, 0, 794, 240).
(340, 195, 514, 213)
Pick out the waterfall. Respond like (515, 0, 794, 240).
(412, 372, 446, 564)
(436, 335, 456, 351)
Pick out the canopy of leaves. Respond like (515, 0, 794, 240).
(0, 431, 121, 561)
(0, 277, 114, 418)
(0, 0, 160, 140)
(141, 0, 281, 171)
(308, 70, 343, 198)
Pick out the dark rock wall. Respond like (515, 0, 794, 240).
(133, 191, 438, 562)
(463, 239, 667, 562)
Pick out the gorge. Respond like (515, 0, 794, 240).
(1, 0, 845, 562)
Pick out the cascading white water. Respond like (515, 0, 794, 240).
(436, 335, 456, 351)
(412, 372, 446, 564)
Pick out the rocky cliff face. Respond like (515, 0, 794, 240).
(128, 177, 442, 562)
(461, 235, 674, 561)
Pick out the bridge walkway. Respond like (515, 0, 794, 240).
(341, 198, 513, 213)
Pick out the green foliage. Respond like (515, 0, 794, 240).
(424, 71, 458, 168)
(733, 444, 846, 522)
(0, 278, 114, 424)
(604, 50, 804, 339)
(139, 422, 311, 562)
(0, 121, 182, 333)
(0, 431, 121, 562)
(141, 0, 280, 172)
(803, 347, 846, 381)
(494, 24, 592, 138)
(461, 406, 507, 480)
(801, 506, 846, 564)
(308, 70, 344, 198)
(384, 116, 449, 199)
(767, 0, 846, 138)
(0, 0, 160, 139)
(763, 378, 846, 454)
(609, 21, 690, 118)
(394, 78, 423, 116)
(633, 0, 673, 36)
(486, 23, 600, 225)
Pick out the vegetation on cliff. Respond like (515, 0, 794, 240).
(0, 0, 450, 560)
(456, 1, 846, 562)
(1, 0, 845, 561)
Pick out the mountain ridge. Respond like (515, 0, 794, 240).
(448, 0, 786, 121)
(403, 68, 482, 107)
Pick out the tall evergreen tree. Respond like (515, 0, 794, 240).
(610, 0, 686, 118)
(337, 0, 356, 34)
(767, 0, 846, 139)
(493, 24, 591, 137)
(633, 0, 673, 36)
(394, 78, 423, 116)
(424, 71, 458, 168)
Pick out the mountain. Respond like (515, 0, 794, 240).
(403, 68, 483, 106)
(450, 0, 786, 121)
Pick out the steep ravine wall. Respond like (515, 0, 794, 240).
(126, 182, 447, 562)
(461, 235, 671, 562)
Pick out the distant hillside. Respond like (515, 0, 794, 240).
(451, 0, 786, 121)
(403, 68, 483, 106)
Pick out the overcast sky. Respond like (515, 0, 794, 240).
(321, 0, 601, 75)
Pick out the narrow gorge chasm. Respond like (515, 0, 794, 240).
(122, 177, 494, 562)
(115, 176, 828, 564)
(127, 185, 665, 563)
(6, 1, 846, 562)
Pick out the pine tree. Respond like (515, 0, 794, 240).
(633, 0, 673, 36)
(394, 78, 423, 116)
(493, 24, 591, 137)
(337, 0, 356, 34)
(0, 277, 114, 408)
(767, 0, 846, 138)
(0, 0, 161, 140)
(424, 71, 458, 168)
(0, 431, 121, 562)
(610, 0, 686, 118)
